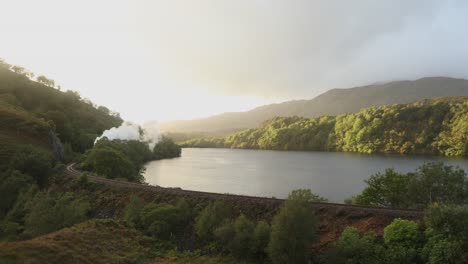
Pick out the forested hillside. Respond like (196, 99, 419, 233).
(161, 77, 468, 135)
(182, 97, 468, 157)
(0, 60, 123, 165)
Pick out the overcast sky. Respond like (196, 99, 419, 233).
(1, 0, 468, 122)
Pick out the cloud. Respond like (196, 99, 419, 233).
(136, 0, 468, 97)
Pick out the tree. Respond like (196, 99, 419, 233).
(24, 192, 90, 236)
(0, 171, 33, 219)
(252, 220, 270, 260)
(354, 162, 467, 208)
(383, 218, 422, 263)
(323, 227, 384, 264)
(153, 136, 182, 160)
(138, 199, 191, 240)
(81, 147, 137, 181)
(422, 204, 468, 263)
(195, 200, 233, 241)
(411, 162, 467, 205)
(353, 168, 413, 207)
(124, 196, 144, 228)
(268, 189, 318, 264)
(231, 214, 255, 259)
(36, 75, 55, 87)
(9, 145, 54, 187)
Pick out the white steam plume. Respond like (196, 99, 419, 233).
(94, 121, 161, 150)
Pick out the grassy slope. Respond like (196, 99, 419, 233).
(0, 99, 52, 161)
(0, 65, 122, 156)
(0, 220, 158, 264)
(0, 217, 249, 264)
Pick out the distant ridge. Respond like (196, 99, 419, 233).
(160, 77, 468, 135)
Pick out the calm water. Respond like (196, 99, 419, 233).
(143, 148, 468, 202)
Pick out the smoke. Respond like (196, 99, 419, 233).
(95, 121, 161, 150)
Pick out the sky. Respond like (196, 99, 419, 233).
(1, 0, 468, 122)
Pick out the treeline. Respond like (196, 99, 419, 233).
(350, 162, 468, 208)
(81, 136, 181, 182)
(121, 188, 468, 263)
(0, 145, 91, 240)
(182, 97, 468, 157)
(0, 59, 123, 155)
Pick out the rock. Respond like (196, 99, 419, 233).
(48, 130, 64, 161)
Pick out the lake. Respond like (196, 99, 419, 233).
(143, 148, 468, 202)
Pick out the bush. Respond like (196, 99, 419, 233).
(81, 147, 138, 182)
(354, 162, 467, 208)
(268, 189, 318, 264)
(131, 198, 191, 240)
(324, 227, 384, 264)
(124, 196, 144, 228)
(383, 218, 422, 263)
(195, 200, 233, 241)
(9, 145, 54, 187)
(252, 221, 270, 260)
(23, 192, 90, 237)
(0, 171, 33, 219)
(422, 204, 468, 263)
(153, 136, 182, 160)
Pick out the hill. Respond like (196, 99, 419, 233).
(182, 96, 468, 157)
(0, 61, 122, 165)
(161, 77, 468, 135)
(0, 220, 157, 264)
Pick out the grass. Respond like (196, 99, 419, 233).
(0, 219, 160, 264)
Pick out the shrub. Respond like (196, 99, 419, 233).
(138, 199, 191, 240)
(268, 189, 318, 264)
(24, 192, 90, 237)
(422, 204, 468, 263)
(383, 218, 422, 263)
(9, 145, 54, 187)
(195, 200, 233, 241)
(124, 196, 144, 228)
(153, 136, 182, 160)
(324, 227, 384, 264)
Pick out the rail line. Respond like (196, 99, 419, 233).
(65, 163, 423, 218)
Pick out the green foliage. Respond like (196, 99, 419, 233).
(0, 63, 122, 154)
(423, 204, 468, 263)
(9, 145, 54, 187)
(230, 214, 255, 259)
(124, 196, 144, 228)
(0, 171, 33, 219)
(82, 136, 182, 182)
(81, 138, 154, 182)
(252, 221, 271, 259)
(182, 98, 468, 157)
(124, 198, 192, 241)
(81, 146, 137, 181)
(23, 192, 90, 237)
(324, 227, 384, 264)
(153, 136, 182, 160)
(288, 188, 328, 202)
(354, 162, 467, 208)
(195, 200, 234, 241)
(212, 215, 270, 262)
(383, 219, 422, 263)
(268, 189, 318, 264)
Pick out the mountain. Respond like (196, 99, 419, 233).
(181, 96, 468, 157)
(0, 62, 122, 165)
(160, 77, 468, 135)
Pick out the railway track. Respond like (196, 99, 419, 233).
(65, 163, 423, 218)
